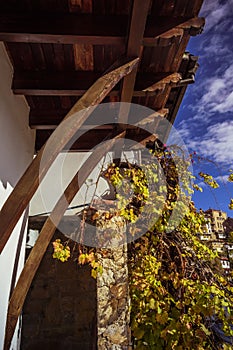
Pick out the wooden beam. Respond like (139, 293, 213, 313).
(0, 13, 204, 44)
(116, 0, 152, 162)
(144, 16, 204, 44)
(0, 57, 139, 254)
(34, 127, 154, 152)
(13, 71, 179, 96)
(3, 130, 125, 350)
(9, 208, 29, 298)
(120, 0, 151, 108)
(164, 85, 187, 140)
(0, 13, 126, 45)
(30, 108, 169, 130)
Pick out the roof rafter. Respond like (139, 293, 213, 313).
(0, 13, 204, 45)
(13, 71, 181, 96)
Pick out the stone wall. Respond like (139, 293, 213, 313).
(97, 245, 131, 350)
(21, 231, 97, 350)
(22, 219, 131, 349)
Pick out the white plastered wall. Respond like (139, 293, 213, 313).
(0, 42, 35, 349)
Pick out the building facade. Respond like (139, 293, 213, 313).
(201, 209, 233, 276)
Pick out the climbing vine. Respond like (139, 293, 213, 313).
(52, 143, 233, 349)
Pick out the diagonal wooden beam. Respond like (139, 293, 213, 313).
(0, 57, 139, 254)
(3, 130, 126, 350)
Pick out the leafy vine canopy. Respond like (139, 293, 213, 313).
(52, 141, 233, 350)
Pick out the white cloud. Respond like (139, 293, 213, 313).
(175, 1, 233, 173)
(195, 1, 233, 64)
(192, 62, 233, 118)
(186, 120, 233, 165)
(202, 78, 225, 104)
(200, 0, 233, 32)
(215, 174, 231, 183)
(213, 91, 233, 113)
(175, 120, 190, 140)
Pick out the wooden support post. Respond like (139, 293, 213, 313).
(3, 131, 125, 350)
(0, 57, 139, 254)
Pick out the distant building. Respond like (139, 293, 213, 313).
(219, 257, 231, 273)
(205, 209, 227, 240)
(200, 219, 215, 241)
(225, 243, 233, 259)
(200, 209, 233, 275)
(224, 217, 233, 240)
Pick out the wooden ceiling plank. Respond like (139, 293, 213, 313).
(81, 0, 92, 13)
(0, 14, 204, 44)
(68, 0, 82, 13)
(0, 57, 139, 255)
(73, 44, 94, 70)
(30, 43, 46, 70)
(63, 43, 76, 70)
(192, 0, 205, 17)
(160, 0, 176, 16)
(173, 0, 189, 17)
(115, 0, 131, 15)
(6, 42, 34, 70)
(53, 43, 65, 71)
(60, 96, 73, 110)
(40, 43, 56, 70)
(92, 0, 105, 15)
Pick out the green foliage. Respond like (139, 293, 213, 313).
(52, 145, 233, 349)
(52, 239, 70, 262)
(129, 223, 233, 349)
(229, 199, 233, 210)
(125, 149, 233, 350)
(78, 251, 103, 279)
(228, 170, 233, 183)
(193, 183, 203, 192)
(199, 172, 219, 188)
(104, 163, 150, 223)
(52, 238, 102, 278)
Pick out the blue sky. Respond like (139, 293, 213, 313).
(174, 0, 233, 216)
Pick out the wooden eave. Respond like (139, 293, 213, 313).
(0, 0, 205, 152)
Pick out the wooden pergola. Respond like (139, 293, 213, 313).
(0, 0, 205, 348)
